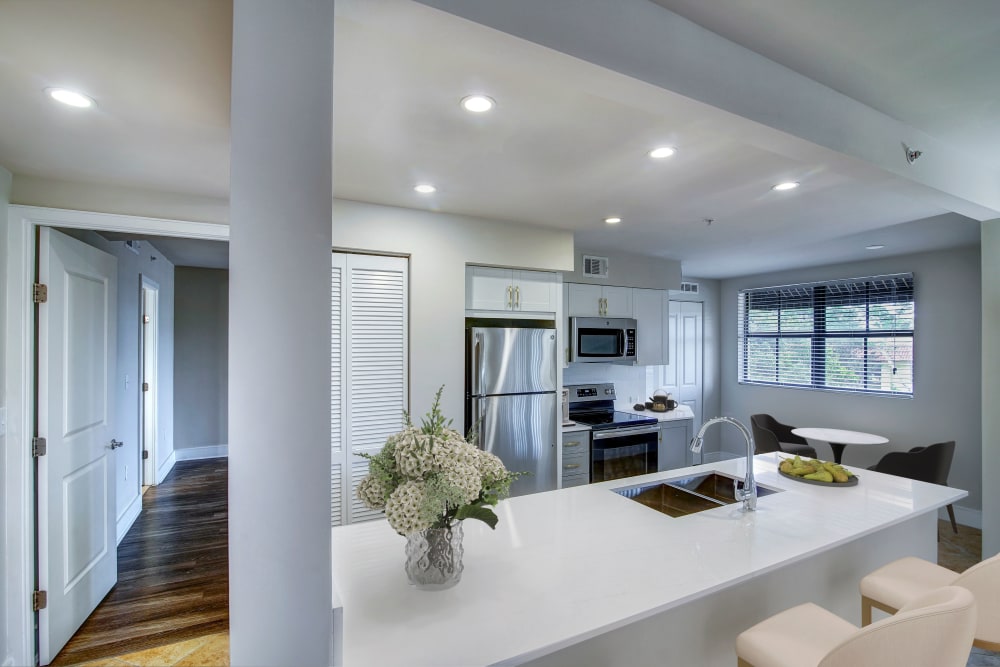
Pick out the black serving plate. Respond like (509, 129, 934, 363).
(779, 468, 859, 487)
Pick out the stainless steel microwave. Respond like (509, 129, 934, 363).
(569, 317, 637, 364)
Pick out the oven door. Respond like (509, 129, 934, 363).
(591, 425, 659, 483)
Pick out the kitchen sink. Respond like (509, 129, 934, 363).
(613, 472, 781, 518)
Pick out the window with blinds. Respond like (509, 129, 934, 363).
(738, 274, 914, 397)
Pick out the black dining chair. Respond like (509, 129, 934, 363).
(869, 441, 958, 533)
(750, 413, 818, 458)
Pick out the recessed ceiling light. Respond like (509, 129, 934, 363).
(414, 184, 437, 194)
(772, 181, 800, 191)
(648, 146, 676, 159)
(46, 87, 95, 108)
(461, 95, 495, 113)
(604, 217, 622, 225)
(865, 244, 885, 251)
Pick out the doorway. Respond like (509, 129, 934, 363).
(2, 206, 230, 667)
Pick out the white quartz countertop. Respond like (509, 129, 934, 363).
(331, 453, 965, 667)
(616, 403, 695, 421)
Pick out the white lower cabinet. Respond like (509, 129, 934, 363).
(560, 430, 590, 488)
(658, 419, 693, 472)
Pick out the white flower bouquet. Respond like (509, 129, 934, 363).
(356, 386, 517, 535)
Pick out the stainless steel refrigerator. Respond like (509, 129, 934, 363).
(465, 324, 558, 497)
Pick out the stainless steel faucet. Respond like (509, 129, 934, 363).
(689, 417, 757, 512)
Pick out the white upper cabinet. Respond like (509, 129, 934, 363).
(466, 266, 558, 314)
(633, 288, 668, 366)
(566, 283, 633, 318)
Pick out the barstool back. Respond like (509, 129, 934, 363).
(819, 586, 976, 667)
(954, 552, 1000, 650)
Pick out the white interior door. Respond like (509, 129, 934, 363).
(37, 227, 118, 665)
(676, 301, 703, 429)
(141, 281, 158, 485)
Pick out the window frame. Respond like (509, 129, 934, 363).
(738, 274, 914, 398)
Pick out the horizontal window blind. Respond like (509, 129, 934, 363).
(738, 274, 914, 397)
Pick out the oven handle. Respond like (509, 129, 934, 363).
(592, 425, 660, 440)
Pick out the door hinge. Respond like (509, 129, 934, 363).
(142, 449, 149, 460)
(33, 283, 48, 304)
(32, 437, 47, 457)
(142, 382, 149, 392)
(143, 314, 150, 324)
(33, 590, 47, 611)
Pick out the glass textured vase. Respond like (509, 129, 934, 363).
(404, 521, 464, 590)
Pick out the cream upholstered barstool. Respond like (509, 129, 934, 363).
(860, 552, 1000, 651)
(736, 586, 976, 667)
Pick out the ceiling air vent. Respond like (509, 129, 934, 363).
(582, 255, 608, 278)
(680, 281, 699, 294)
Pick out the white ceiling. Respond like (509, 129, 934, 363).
(0, 0, 993, 278)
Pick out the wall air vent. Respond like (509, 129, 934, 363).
(680, 281, 699, 294)
(582, 255, 609, 278)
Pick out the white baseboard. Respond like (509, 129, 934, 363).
(116, 492, 142, 545)
(175, 444, 229, 461)
(156, 450, 177, 484)
(940, 504, 981, 530)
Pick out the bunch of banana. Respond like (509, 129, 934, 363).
(778, 455, 854, 483)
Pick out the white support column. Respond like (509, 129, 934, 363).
(983, 219, 1000, 559)
(229, 2, 333, 665)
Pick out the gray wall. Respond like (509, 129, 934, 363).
(982, 221, 1000, 556)
(719, 246, 983, 517)
(564, 247, 682, 290)
(174, 268, 229, 451)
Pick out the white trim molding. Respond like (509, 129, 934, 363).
(115, 493, 143, 545)
(156, 450, 177, 485)
(10, 205, 230, 241)
(941, 504, 982, 530)
(175, 444, 229, 461)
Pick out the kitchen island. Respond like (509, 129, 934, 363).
(330, 452, 965, 667)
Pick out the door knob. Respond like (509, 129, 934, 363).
(110, 439, 124, 450)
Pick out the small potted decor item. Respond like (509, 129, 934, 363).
(356, 386, 517, 590)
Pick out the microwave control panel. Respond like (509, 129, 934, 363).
(626, 328, 636, 357)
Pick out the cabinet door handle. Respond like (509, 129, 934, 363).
(564, 463, 581, 470)
(515, 285, 520, 309)
(506, 285, 512, 309)
(564, 441, 581, 447)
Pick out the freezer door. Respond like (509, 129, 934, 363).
(469, 326, 557, 396)
(473, 392, 557, 497)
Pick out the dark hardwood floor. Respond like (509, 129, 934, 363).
(52, 459, 229, 666)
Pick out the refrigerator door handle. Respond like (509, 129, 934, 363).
(477, 400, 486, 450)
(473, 331, 485, 397)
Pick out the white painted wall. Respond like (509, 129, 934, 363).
(12, 174, 230, 225)
(563, 247, 681, 290)
(720, 246, 983, 518)
(0, 165, 11, 666)
(334, 198, 574, 421)
(228, 2, 332, 664)
(174, 268, 228, 455)
(982, 220, 1000, 556)
(64, 231, 176, 539)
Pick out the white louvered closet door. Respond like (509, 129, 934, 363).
(331, 254, 346, 526)
(331, 252, 409, 526)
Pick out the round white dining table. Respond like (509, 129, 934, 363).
(791, 427, 889, 464)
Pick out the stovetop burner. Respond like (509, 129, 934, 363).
(571, 410, 659, 430)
